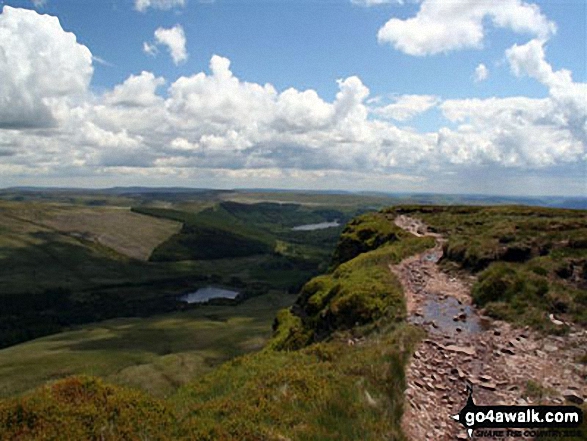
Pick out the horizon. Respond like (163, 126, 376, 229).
(0, 1, 585, 196)
(2, 185, 586, 201)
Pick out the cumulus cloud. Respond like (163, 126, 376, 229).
(104, 71, 165, 107)
(0, 6, 584, 194)
(151, 24, 187, 65)
(373, 94, 439, 121)
(506, 38, 573, 89)
(439, 43, 586, 168)
(474, 63, 489, 82)
(135, 0, 185, 12)
(378, 0, 556, 56)
(0, 6, 93, 129)
(31, 0, 47, 7)
(506, 38, 587, 146)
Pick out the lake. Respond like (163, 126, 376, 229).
(292, 221, 340, 231)
(180, 286, 240, 304)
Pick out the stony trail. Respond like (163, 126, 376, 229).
(392, 216, 587, 441)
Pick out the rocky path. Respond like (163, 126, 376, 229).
(392, 216, 587, 440)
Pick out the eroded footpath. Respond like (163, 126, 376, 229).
(392, 216, 587, 440)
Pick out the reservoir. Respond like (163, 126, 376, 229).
(292, 221, 340, 231)
(180, 286, 240, 304)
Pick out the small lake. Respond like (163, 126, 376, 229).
(180, 286, 240, 304)
(292, 221, 340, 231)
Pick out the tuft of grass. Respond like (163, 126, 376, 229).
(0, 376, 177, 440)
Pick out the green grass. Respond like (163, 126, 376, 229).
(173, 324, 422, 441)
(331, 212, 410, 266)
(0, 292, 294, 399)
(271, 214, 435, 350)
(0, 322, 423, 441)
(385, 205, 587, 331)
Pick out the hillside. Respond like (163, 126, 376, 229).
(0, 197, 349, 349)
(0, 205, 585, 440)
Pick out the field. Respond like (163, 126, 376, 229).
(0, 292, 293, 399)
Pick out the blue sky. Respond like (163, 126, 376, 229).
(0, 0, 585, 195)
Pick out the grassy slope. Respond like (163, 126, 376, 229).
(0, 201, 181, 260)
(0, 292, 294, 399)
(386, 205, 587, 332)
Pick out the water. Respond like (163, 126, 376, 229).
(410, 295, 490, 335)
(180, 286, 240, 304)
(292, 221, 340, 231)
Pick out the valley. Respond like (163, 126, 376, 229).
(0, 189, 585, 440)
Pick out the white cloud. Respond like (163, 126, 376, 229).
(506, 38, 572, 89)
(439, 42, 587, 168)
(143, 41, 158, 57)
(0, 7, 584, 195)
(0, 6, 93, 129)
(474, 63, 489, 82)
(135, 0, 185, 13)
(373, 94, 439, 121)
(153, 24, 187, 65)
(92, 55, 113, 67)
(31, 0, 47, 7)
(378, 0, 556, 56)
(104, 71, 165, 107)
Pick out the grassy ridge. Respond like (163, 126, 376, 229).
(385, 205, 587, 331)
(271, 213, 434, 350)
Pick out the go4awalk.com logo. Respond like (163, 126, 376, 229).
(451, 385, 584, 438)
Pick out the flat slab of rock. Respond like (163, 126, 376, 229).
(562, 390, 584, 405)
(444, 345, 476, 356)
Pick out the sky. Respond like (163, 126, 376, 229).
(0, 0, 585, 196)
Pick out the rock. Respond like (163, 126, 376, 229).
(543, 344, 558, 352)
(563, 390, 584, 404)
(480, 382, 497, 391)
(445, 345, 476, 356)
(493, 330, 501, 336)
(478, 375, 492, 382)
(549, 313, 564, 326)
(458, 312, 467, 320)
(500, 347, 515, 355)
